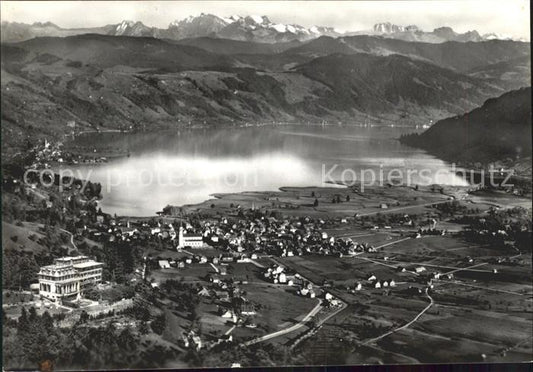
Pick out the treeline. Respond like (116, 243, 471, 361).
(2, 307, 177, 370)
(460, 207, 532, 252)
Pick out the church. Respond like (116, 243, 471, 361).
(177, 226, 204, 249)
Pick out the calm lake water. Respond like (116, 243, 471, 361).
(67, 125, 468, 216)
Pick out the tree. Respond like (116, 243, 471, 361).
(151, 313, 166, 335)
(41, 311, 54, 332)
(346, 195, 350, 202)
(139, 321, 149, 335)
(313, 199, 319, 207)
(17, 307, 29, 334)
(79, 310, 89, 324)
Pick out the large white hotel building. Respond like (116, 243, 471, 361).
(38, 256, 103, 301)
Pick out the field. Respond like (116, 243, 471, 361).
(148, 260, 322, 343)
(176, 185, 459, 219)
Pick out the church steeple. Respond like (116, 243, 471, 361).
(177, 225, 185, 249)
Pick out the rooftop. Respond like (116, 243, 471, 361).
(73, 261, 104, 269)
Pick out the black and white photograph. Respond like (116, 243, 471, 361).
(1, 0, 531, 370)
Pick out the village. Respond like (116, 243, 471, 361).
(3, 149, 532, 367)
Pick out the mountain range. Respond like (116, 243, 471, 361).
(1, 15, 524, 44)
(1, 15, 339, 44)
(0, 13, 530, 160)
(349, 22, 518, 43)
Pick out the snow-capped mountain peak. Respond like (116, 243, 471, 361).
(249, 15, 267, 24)
(374, 22, 406, 34)
(115, 20, 136, 35)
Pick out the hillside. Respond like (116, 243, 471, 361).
(400, 87, 532, 164)
(171, 37, 301, 55)
(1, 34, 514, 155)
(285, 36, 530, 73)
(467, 56, 531, 92)
(293, 53, 499, 115)
(7, 34, 233, 70)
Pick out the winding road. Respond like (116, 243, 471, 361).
(60, 228, 78, 253)
(241, 298, 324, 346)
(362, 288, 434, 346)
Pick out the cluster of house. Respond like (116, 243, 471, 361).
(79, 208, 388, 265)
(196, 214, 381, 259)
(181, 330, 203, 351)
(82, 218, 204, 250)
(363, 274, 397, 290)
(29, 139, 65, 168)
(217, 295, 257, 323)
(415, 228, 447, 238)
(198, 276, 259, 329)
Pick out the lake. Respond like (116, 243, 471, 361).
(66, 125, 468, 216)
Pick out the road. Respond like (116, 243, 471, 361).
(375, 237, 412, 249)
(362, 288, 434, 346)
(241, 298, 324, 346)
(438, 279, 529, 296)
(60, 228, 78, 253)
(354, 256, 420, 276)
(225, 325, 236, 336)
(355, 199, 451, 217)
(365, 256, 494, 274)
(442, 262, 489, 275)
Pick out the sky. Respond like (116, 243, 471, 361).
(1, 0, 530, 40)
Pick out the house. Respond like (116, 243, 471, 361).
(374, 282, 382, 289)
(380, 203, 389, 209)
(198, 287, 210, 297)
(191, 335, 202, 351)
(308, 290, 316, 298)
(209, 275, 220, 284)
(219, 267, 227, 276)
(367, 274, 377, 282)
(325, 292, 334, 301)
(355, 283, 362, 291)
(158, 260, 171, 269)
(389, 280, 396, 287)
(239, 302, 256, 315)
(220, 308, 234, 318)
(415, 266, 426, 273)
(278, 272, 287, 284)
